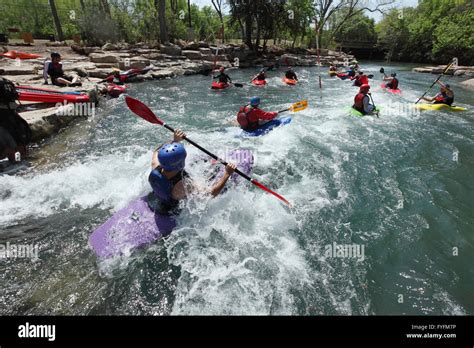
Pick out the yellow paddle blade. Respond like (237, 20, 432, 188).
(290, 100, 308, 112)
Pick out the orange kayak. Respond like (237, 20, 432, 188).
(2, 50, 42, 60)
(283, 77, 297, 85)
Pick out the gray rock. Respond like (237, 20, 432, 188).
(118, 57, 150, 70)
(89, 53, 119, 63)
(183, 41, 200, 50)
(182, 50, 203, 60)
(101, 42, 118, 51)
(88, 69, 112, 78)
(199, 48, 211, 55)
(160, 44, 182, 56)
(151, 69, 175, 79)
(460, 78, 474, 90)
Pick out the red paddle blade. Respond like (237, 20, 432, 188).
(125, 96, 164, 125)
(251, 179, 291, 206)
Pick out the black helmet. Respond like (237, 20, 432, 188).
(391, 73, 397, 77)
(51, 52, 61, 59)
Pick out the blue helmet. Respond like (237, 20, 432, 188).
(250, 96, 260, 107)
(158, 143, 187, 171)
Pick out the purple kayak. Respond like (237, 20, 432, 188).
(89, 149, 254, 259)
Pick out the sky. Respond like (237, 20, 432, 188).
(190, 0, 420, 23)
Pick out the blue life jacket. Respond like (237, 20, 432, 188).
(148, 166, 188, 214)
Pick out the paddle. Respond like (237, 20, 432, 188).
(415, 59, 454, 104)
(277, 100, 308, 114)
(368, 93, 379, 118)
(125, 96, 291, 206)
(232, 82, 244, 88)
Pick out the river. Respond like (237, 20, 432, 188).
(1, 62, 473, 315)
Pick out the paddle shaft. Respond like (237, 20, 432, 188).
(369, 93, 379, 118)
(415, 60, 454, 104)
(161, 123, 252, 181)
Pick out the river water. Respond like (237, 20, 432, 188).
(1, 62, 473, 315)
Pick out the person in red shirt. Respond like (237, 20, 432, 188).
(352, 71, 369, 87)
(237, 96, 278, 131)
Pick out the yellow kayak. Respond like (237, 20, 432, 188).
(413, 103, 467, 112)
(328, 71, 337, 76)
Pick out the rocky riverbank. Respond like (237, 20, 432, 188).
(1, 40, 353, 145)
(412, 64, 474, 91)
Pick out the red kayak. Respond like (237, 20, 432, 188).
(252, 79, 267, 86)
(381, 84, 401, 94)
(337, 73, 349, 80)
(16, 86, 90, 103)
(211, 81, 230, 89)
(282, 77, 297, 85)
(2, 51, 42, 60)
(106, 83, 127, 98)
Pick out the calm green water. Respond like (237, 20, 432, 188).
(1, 62, 473, 315)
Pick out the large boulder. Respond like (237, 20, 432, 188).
(182, 50, 203, 60)
(160, 44, 182, 56)
(183, 41, 200, 50)
(279, 54, 298, 66)
(88, 69, 112, 78)
(267, 45, 285, 56)
(118, 57, 150, 70)
(151, 69, 175, 79)
(460, 78, 474, 90)
(198, 41, 209, 48)
(101, 42, 118, 51)
(89, 53, 119, 63)
(199, 48, 212, 55)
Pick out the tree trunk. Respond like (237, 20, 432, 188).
(187, 0, 192, 28)
(156, 0, 169, 44)
(244, 7, 252, 48)
(79, 0, 86, 12)
(48, 0, 64, 42)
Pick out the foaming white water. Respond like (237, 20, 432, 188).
(0, 151, 151, 226)
(168, 187, 309, 314)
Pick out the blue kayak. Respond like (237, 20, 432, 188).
(241, 117, 292, 137)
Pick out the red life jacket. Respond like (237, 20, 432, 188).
(353, 93, 367, 114)
(359, 75, 369, 85)
(237, 106, 259, 131)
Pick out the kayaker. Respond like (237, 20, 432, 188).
(285, 67, 298, 81)
(148, 129, 236, 215)
(352, 84, 376, 116)
(347, 66, 356, 77)
(353, 71, 369, 87)
(213, 67, 232, 84)
(236, 96, 278, 132)
(103, 69, 125, 85)
(43, 52, 82, 87)
(252, 69, 266, 81)
(0, 77, 32, 163)
(382, 72, 399, 90)
(421, 81, 454, 106)
(329, 64, 337, 72)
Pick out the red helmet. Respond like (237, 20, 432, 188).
(360, 84, 370, 91)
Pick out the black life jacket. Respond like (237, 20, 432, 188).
(434, 92, 454, 106)
(387, 78, 399, 90)
(47, 62, 64, 79)
(0, 77, 19, 106)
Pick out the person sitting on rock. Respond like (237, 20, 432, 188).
(421, 81, 454, 106)
(43, 52, 82, 87)
(213, 67, 232, 84)
(236, 96, 278, 132)
(285, 67, 298, 81)
(0, 77, 32, 163)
